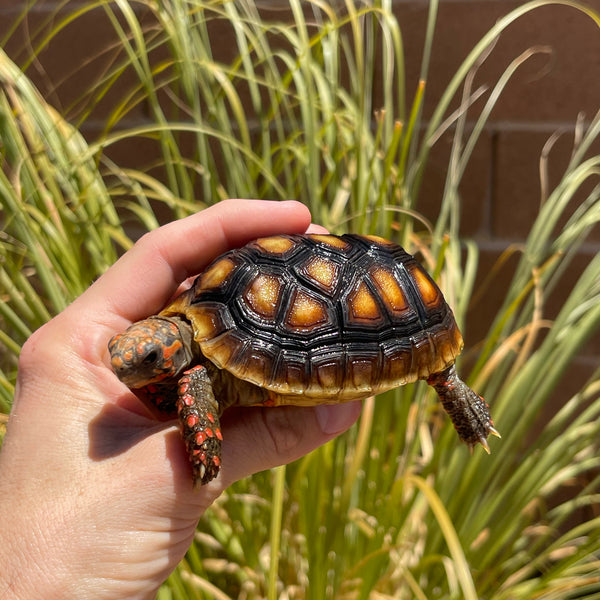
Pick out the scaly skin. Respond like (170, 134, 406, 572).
(176, 365, 223, 486)
(427, 365, 500, 452)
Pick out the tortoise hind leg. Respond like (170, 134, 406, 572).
(177, 365, 223, 486)
(427, 365, 500, 452)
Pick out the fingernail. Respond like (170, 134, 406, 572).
(315, 401, 362, 435)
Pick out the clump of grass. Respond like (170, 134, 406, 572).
(1, 1, 600, 598)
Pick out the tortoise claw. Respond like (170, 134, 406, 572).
(467, 428, 499, 455)
(479, 436, 491, 455)
(489, 426, 502, 439)
(467, 435, 491, 455)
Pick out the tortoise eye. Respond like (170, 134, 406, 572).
(142, 351, 158, 365)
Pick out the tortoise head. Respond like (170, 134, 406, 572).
(108, 316, 195, 388)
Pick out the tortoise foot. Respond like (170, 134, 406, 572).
(427, 365, 499, 453)
(177, 365, 223, 486)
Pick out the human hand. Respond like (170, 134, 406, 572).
(0, 200, 361, 600)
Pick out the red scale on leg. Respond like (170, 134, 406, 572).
(175, 364, 223, 486)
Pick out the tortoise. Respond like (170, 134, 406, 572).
(109, 233, 499, 486)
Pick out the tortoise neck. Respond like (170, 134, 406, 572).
(150, 315, 198, 363)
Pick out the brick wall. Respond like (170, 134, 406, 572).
(2, 0, 599, 403)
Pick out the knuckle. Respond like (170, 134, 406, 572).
(17, 318, 69, 377)
(18, 325, 50, 372)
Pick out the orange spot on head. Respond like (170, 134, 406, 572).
(162, 339, 182, 360)
(111, 356, 124, 368)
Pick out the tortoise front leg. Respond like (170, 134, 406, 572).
(177, 365, 223, 486)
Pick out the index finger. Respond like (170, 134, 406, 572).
(78, 199, 312, 325)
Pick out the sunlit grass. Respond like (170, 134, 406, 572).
(2, 0, 600, 597)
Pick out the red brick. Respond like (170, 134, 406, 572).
(417, 126, 492, 238)
(1, 3, 155, 124)
(391, 1, 600, 123)
(493, 128, 600, 240)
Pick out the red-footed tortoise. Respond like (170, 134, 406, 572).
(109, 233, 498, 486)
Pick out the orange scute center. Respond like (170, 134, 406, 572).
(200, 257, 236, 290)
(308, 234, 350, 250)
(362, 234, 393, 246)
(303, 256, 338, 292)
(244, 274, 282, 319)
(348, 282, 383, 321)
(411, 267, 440, 307)
(287, 290, 328, 329)
(255, 236, 295, 254)
(370, 267, 408, 313)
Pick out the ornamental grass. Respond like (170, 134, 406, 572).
(1, 1, 600, 597)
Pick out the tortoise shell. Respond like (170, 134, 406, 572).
(161, 233, 463, 403)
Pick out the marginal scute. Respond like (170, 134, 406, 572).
(433, 321, 464, 367)
(255, 236, 296, 255)
(243, 273, 281, 320)
(281, 359, 307, 394)
(237, 343, 277, 387)
(411, 333, 438, 379)
(188, 304, 231, 341)
(286, 289, 329, 330)
(348, 356, 378, 392)
(314, 359, 342, 392)
(201, 333, 236, 370)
